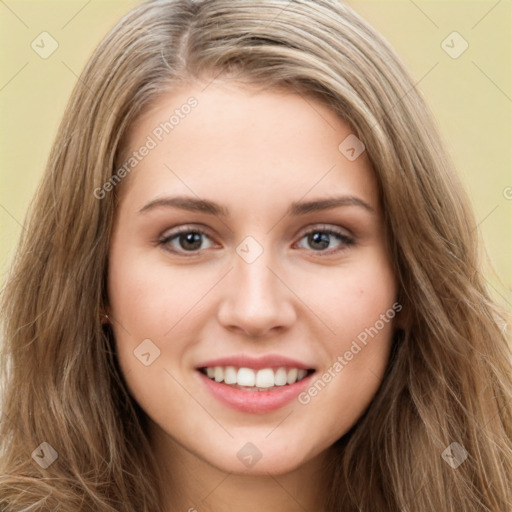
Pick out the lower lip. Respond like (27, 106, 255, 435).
(197, 371, 315, 414)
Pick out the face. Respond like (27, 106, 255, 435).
(107, 79, 399, 476)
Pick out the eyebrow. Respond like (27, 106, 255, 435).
(138, 194, 375, 217)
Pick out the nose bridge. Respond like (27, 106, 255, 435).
(237, 251, 278, 302)
(216, 239, 295, 336)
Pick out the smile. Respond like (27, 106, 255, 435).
(195, 354, 317, 413)
(199, 366, 313, 390)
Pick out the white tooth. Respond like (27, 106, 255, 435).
(297, 369, 307, 381)
(214, 366, 224, 382)
(274, 367, 288, 386)
(224, 366, 237, 384)
(206, 367, 215, 378)
(286, 368, 298, 384)
(237, 367, 255, 386)
(256, 368, 275, 388)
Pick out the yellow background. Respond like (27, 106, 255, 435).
(1, 1, 511, 306)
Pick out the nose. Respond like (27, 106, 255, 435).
(216, 249, 297, 338)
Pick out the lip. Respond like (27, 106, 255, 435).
(197, 370, 315, 414)
(195, 353, 314, 371)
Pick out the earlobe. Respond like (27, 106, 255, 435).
(100, 309, 111, 325)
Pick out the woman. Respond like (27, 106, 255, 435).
(1, 0, 511, 510)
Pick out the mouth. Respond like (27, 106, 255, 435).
(195, 355, 317, 413)
(198, 365, 316, 392)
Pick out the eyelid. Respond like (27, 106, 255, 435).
(159, 222, 352, 240)
(159, 223, 213, 239)
(295, 223, 352, 239)
(158, 224, 216, 246)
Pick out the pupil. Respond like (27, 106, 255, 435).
(309, 232, 329, 250)
(181, 232, 202, 250)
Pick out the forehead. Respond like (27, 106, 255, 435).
(116, 80, 378, 213)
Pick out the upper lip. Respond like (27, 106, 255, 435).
(195, 354, 315, 371)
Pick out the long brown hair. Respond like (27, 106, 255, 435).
(1, 0, 511, 510)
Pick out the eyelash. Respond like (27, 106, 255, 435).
(157, 224, 355, 257)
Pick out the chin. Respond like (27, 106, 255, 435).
(194, 434, 327, 476)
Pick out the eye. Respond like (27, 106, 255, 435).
(295, 225, 354, 255)
(157, 224, 354, 256)
(158, 226, 215, 255)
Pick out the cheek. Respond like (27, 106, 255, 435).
(106, 249, 193, 421)
(107, 245, 173, 374)
(107, 245, 187, 335)
(308, 253, 397, 342)
(296, 253, 397, 421)
(107, 245, 209, 382)
(296, 330, 395, 450)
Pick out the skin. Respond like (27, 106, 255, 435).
(107, 79, 399, 512)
